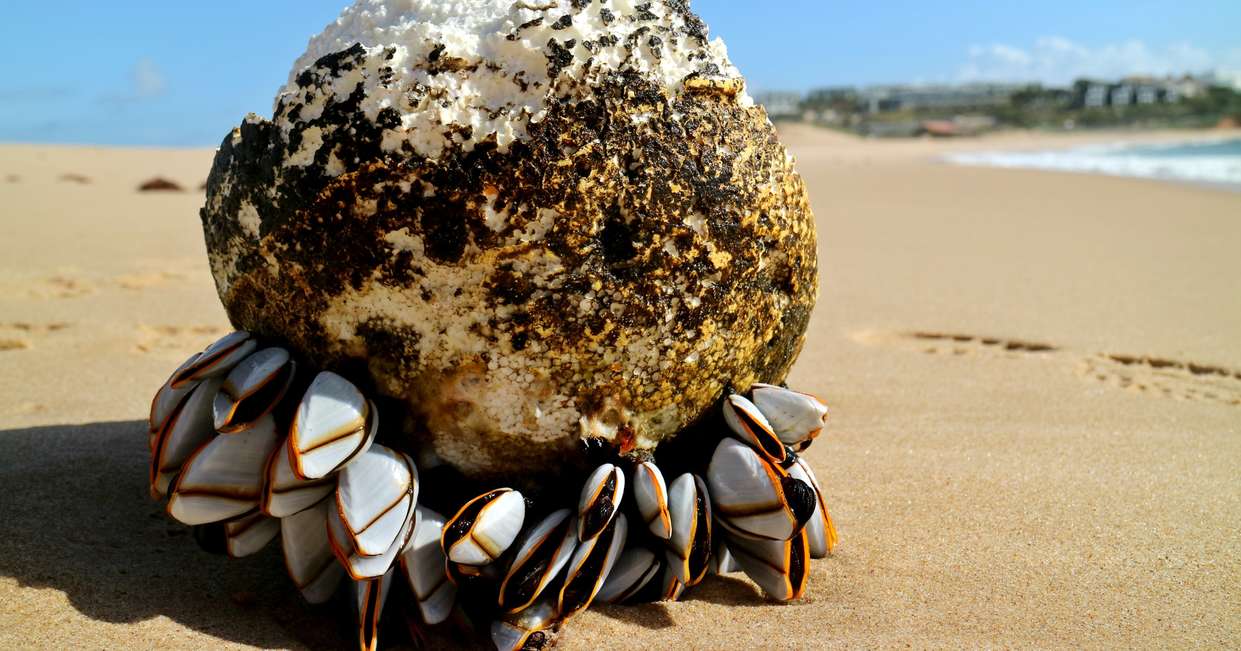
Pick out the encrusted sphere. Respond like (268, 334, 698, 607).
(200, 0, 817, 479)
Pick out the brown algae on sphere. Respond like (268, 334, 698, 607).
(200, 0, 817, 480)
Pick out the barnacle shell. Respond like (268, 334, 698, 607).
(201, 0, 817, 479)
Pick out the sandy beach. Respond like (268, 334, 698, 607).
(1, 127, 1238, 649)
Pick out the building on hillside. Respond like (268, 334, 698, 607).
(1163, 76, 1207, 100)
(1083, 84, 1109, 108)
(1110, 85, 1135, 106)
(858, 83, 1021, 113)
(1076, 77, 1193, 108)
(803, 87, 861, 108)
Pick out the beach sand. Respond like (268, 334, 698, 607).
(1, 128, 1238, 649)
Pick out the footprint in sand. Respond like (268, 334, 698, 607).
(21, 274, 97, 299)
(0, 338, 31, 352)
(41, 275, 95, 298)
(3, 322, 72, 334)
(135, 324, 228, 355)
(6, 263, 206, 299)
(116, 258, 210, 290)
(908, 331, 1058, 356)
(852, 329, 1241, 407)
(0, 322, 72, 352)
(116, 270, 190, 290)
(1078, 354, 1241, 406)
(851, 330, 1060, 359)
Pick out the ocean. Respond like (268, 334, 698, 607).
(945, 136, 1241, 189)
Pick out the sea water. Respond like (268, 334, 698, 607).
(945, 137, 1241, 189)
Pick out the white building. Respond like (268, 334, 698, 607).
(858, 83, 1020, 113)
(1084, 85, 1109, 108)
(1110, 85, 1135, 106)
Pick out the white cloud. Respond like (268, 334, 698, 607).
(132, 58, 166, 98)
(98, 58, 167, 105)
(958, 37, 1219, 84)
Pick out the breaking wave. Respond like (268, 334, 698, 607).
(945, 137, 1241, 189)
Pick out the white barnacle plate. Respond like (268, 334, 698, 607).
(170, 331, 256, 389)
(281, 499, 344, 604)
(335, 444, 418, 557)
(261, 435, 335, 518)
(596, 547, 660, 605)
(711, 537, 740, 575)
(149, 352, 201, 450)
(632, 461, 671, 540)
(723, 394, 787, 463)
(327, 494, 416, 580)
(224, 510, 279, 558)
(213, 347, 296, 433)
(498, 508, 577, 614)
(150, 376, 223, 497)
(750, 383, 828, 449)
(443, 489, 526, 566)
(707, 438, 815, 541)
(288, 371, 377, 480)
(167, 414, 280, 525)
(727, 528, 811, 602)
(665, 473, 712, 587)
(398, 506, 456, 625)
(577, 463, 625, 541)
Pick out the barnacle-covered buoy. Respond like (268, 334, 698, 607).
(151, 2, 839, 649)
(201, 0, 817, 479)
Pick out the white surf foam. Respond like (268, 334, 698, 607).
(945, 138, 1241, 189)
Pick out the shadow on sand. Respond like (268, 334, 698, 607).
(0, 420, 346, 649)
(0, 421, 777, 648)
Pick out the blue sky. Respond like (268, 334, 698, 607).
(2, 1, 1238, 146)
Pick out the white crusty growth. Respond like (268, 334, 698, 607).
(276, 0, 752, 160)
(203, 0, 817, 480)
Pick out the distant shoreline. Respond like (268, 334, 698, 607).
(942, 133, 1241, 190)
